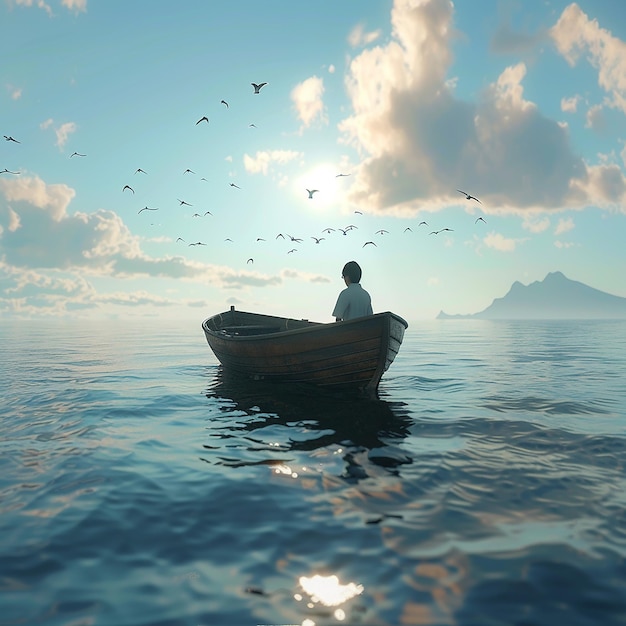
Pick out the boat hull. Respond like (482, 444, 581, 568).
(201, 308, 407, 393)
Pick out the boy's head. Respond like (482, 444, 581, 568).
(342, 261, 362, 284)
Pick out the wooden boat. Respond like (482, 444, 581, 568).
(202, 306, 408, 394)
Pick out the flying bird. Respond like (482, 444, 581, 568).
(306, 189, 319, 199)
(418, 221, 428, 226)
(192, 213, 202, 217)
(230, 182, 241, 189)
(138, 206, 158, 213)
(375, 229, 389, 235)
(457, 189, 481, 203)
(176, 237, 186, 243)
(335, 173, 351, 178)
(178, 199, 192, 206)
(322, 228, 335, 234)
(251, 82, 267, 94)
(256, 237, 266, 242)
(183, 168, 195, 175)
(475, 217, 486, 224)
(196, 116, 209, 125)
(247, 258, 254, 264)
(188, 241, 207, 246)
(4, 135, 20, 143)
(276, 233, 285, 239)
(0, 168, 19, 175)
(363, 241, 377, 247)
(221, 100, 229, 108)
(122, 185, 134, 194)
(249, 123, 257, 128)
(70, 152, 86, 158)
(224, 238, 233, 242)
(404, 227, 412, 232)
(311, 237, 325, 244)
(354, 210, 363, 215)
(287, 234, 303, 242)
(204, 211, 213, 216)
(287, 248, 297, 254)
(135, 168, 147, 175)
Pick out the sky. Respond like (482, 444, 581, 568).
(2, 0, 626, 324)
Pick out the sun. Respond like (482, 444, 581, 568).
(294, 163, 344, 210)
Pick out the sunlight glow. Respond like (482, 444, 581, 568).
(298, 574, 364, 607)
(293, 163, 344, 210)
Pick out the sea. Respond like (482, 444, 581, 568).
(1, 318, 626, 626)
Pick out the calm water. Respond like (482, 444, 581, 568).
(1, 318, 626, 626)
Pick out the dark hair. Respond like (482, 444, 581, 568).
(342, 261, 362, 283)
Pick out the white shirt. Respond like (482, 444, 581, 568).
(332, 283, 373, 321)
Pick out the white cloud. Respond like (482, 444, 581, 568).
(551, 3, 626, 114)
(348, 23, 381, 48)
(328, 64, 336, 74)
(62, 0, 86, 13)
(554, 240, 576, 249)
(7, 84, 23, 100)
(585, 103, 606, 130)
(554, 217, 575, 235)
(55, 122, 77, 149)
(522, 215, 550, 233)
(483, 232, 523, 252)
(561, 95, 580, 113)
(338, 0, 623, 215)
(243, 150, 303, 176)
(13, 0, 52, 16)
(291, 76, 327, 129)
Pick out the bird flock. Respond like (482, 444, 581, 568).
(2, 82, 489, 270)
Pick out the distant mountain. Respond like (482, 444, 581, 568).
(437, 271, 626, 319)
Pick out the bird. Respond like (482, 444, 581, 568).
(363, 241, 377, 247)
(138, 206, 158, 213)
(70, 152, 86, 158)
(221, 100, 229, 108)
(287, 248, 297, 254)
(224, 238, 233, 242)
(344, 224, 358, 231)
(188, 241, 207, 246)
(338, 228, 348, 236)
(249, 123, 257, 128)
(196, 116, 209, 125)
(440, 228, 454, 232)
(122, 185, 134, 194)
(192, 213, 202, 217)
(336, 173, 351, 178)
(276, 233, 285, 239)
(135, 168, 147, 175)
(252, 82, 267, 94)
(354, 210, 363, 215)
(0, 168, 19, 174)
(430, 228, 454, 235)
(204, 211, 213, 216)
(230, 183, 241, 189)
(311, 237, 325, 244)
(183, 168, 195, 175)
(322, 228, 335, 234)
(375, 229, 389, 235)
(404, 227, 412, 232)
(418, 221, 428, 226)
(457, 189, 481, 203)
(306, 189, 319, 199)
(475, 217, 486, 224)
(178, 199, 192, 206)
(256, 237, 266, 242)
(247, 258, 254, 264)
(4, 135, 20, 143)
(176, 237, 186, 243)
(287, 234, 303, 242)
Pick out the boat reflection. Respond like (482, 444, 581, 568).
(205, 366, 414, 456)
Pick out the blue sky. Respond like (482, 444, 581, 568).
(1, 0, 626, 323)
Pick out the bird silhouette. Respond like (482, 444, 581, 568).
(178, 199, 192, 206)
(204, 211, 213, 216)
(457, 189, 481, 203)
(252, 82, 267, 94)
(70, 152, 86, 158)
(183, 169, 195, 175)
(230, 183, 241, 189)
(311, 237, 325, 244)
(418, 221, 428, 226)
(196, 116, 209, 125)
(287, 248, 297, 254)
(0, 168, 19, 174)
(404, 227, 412, 232)
(122, 185, 134, 194)
(475, 217, 486, 224)
(249, 123, 257, 128)
(135, 168, 147, 175)
(306, 189, 319, 199)
(363, 241, 377, 247)
(247, 258, 254, 264)
(176, 238, 186, 243)
(221, 100, 229, 108)
(375, 229, 389, 235)
(322, 228, 335, 234)
(192, 213, 202, 217)
(138, 206, 158, 213)
(188, 241, 207, 246)
(336, 173, 351, 177)
(4, 135, 20, 143)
